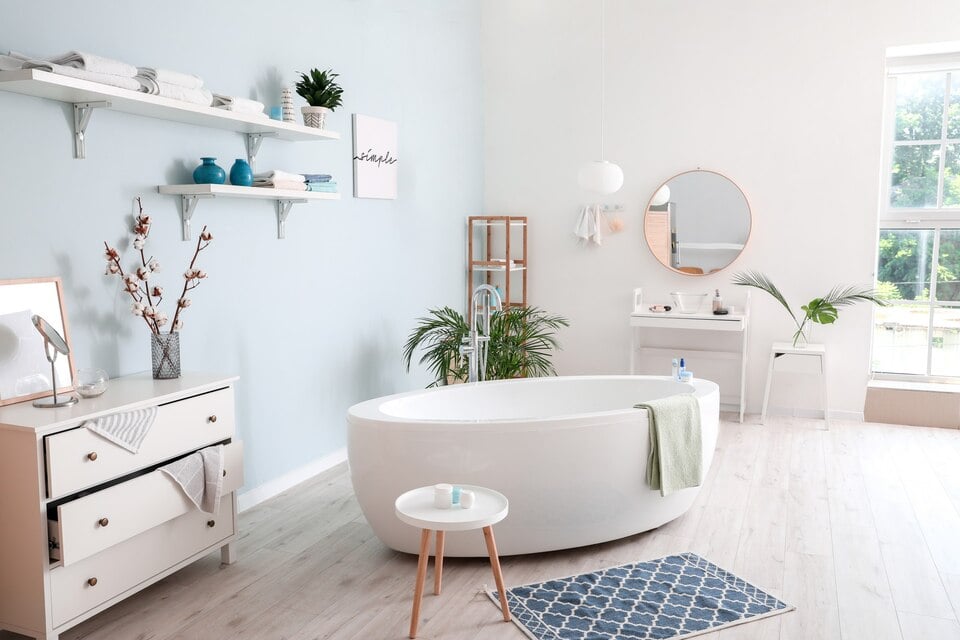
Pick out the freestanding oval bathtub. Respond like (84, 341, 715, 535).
(347, 375, 719, 557)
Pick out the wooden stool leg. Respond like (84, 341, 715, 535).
(482, 526, 511, 622)
(409, 528, 431, 639)
(434, 530, 445, 595)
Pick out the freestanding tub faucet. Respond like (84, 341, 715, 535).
(461, 284, 503, 383)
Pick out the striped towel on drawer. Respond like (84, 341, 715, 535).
(160, 445, 224, 514)
(83, 406, 158, 453)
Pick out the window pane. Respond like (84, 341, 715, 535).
(936, 229, 960, 301)
(877, 229, 934, 301)
(945, 145, 960, 206)
(930, 307, 960, 376)
(949, 72, 960, 138)
(895, 72, 946, 141)
(890, 144, 941, 207)
(873, 304, 930, 375)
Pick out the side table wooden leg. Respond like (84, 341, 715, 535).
(434, 530, 445, 595)
(482, 525, 511, 622)
(409, 528, 431, 639)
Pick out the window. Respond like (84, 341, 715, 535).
(875, 56, 960, 379)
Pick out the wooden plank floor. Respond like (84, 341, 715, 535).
(5, 415, 960, 639)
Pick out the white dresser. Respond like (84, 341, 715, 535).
(0, 372, 242, 640)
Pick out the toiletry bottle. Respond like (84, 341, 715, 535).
(671, 358, 679, 380)
(713, 289, 723, 313)
(679, 358, 686, 380)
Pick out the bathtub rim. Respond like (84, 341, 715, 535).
(347, 374, 719, 430)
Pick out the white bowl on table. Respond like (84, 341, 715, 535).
(671, 292, 708, 314)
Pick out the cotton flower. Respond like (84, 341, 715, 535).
(195, 270, 207, 279)
(173, 320, 183, 331)
(104, 247, 119, 261)
(133, 235, 145, 250)
(148, 258, 160, 272)
(136, 266, 150, 280)
(104, 263, 120, 275)
(155, 312, 168, 327)
(151, 286, 163, 297)
(124, 280, 139, 293)
(184, 268, 196, 280)
(143, 306, 156, 318)
(178, 297, 191, 308)
(200, 229, 213, 241)
(131, 302, 145, 316)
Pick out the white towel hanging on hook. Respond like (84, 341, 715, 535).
(573, 204, 604, 246)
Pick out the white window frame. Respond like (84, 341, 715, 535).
(875, 51, 960, 382)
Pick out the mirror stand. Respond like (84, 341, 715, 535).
(32, 331, 78, 409)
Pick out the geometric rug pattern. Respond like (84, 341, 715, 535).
(488, 552, 794, 640)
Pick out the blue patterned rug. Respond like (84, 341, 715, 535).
(488, 552, 793, 640)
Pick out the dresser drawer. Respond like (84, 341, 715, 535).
(45, 387, 235, 499)
(49, 441, 243, 566)
(50, 495, 236, 628)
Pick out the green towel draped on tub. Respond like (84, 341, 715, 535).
(634, 394, 703, 496)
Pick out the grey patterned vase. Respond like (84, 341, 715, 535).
(151, 332, 181, 379)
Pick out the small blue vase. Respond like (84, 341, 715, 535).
(229, 159, 254, 187)
(193, 157, 226, 184)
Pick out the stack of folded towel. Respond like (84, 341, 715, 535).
(211, 94, 266, 118)
(3, 50, 142, 92)
(304, 174, 338, 193)
(253, 170, 308, 191)
(136, 66, 212, 106)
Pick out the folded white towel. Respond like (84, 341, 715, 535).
(84, 407, 158, 454)
(0, 54, 23, 71)
(134, 73, 159, 94)
(253, 169, 306, 183)
(160, 445, 224, 514)
(212, 94, 265, 114)
(18, 58, 142, 91)
(157, 82, 213, 107)
(253, 179, 307, 191)
(221, 106, 269, 119)
(46, 50, 137, 78)
(137, 67, 203, 89)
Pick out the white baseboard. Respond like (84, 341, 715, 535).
(237, 447, 348, 513)
(763, 406, 863, 422)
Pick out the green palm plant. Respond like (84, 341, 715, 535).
(402, 306, 569, 387)
(732, 270, 887, 347)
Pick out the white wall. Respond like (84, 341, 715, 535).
(0, 0, 482, 495)
(481, 0, 960, 417)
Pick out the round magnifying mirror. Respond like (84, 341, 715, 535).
(643, 170, 751, 276)
(32, 314, 70, 355)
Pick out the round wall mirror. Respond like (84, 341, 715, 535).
(643, 170, 751, 276)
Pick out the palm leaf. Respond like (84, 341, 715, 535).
(732, 270, 798, 325)
(821, 284, 889, 308)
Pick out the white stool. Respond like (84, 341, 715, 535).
(761, 341, 829, 428)
(395, 485, 511, 639)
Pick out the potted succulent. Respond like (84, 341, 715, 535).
(295, 68, 343, 129)
(402, 306, 569, 387)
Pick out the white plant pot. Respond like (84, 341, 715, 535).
(301, 106, 329, 129)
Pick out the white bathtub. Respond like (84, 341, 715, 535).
(347, 375, 719, 557)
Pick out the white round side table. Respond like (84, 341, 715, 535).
(394, 484, 511, 639)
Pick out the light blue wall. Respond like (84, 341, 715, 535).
(0, 1, 482, 492)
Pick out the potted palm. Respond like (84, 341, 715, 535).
(295, 68, 343, 129)
(402, 306, 569, 387)
(732, 270, 887, 347)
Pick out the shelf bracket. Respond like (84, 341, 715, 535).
(275, 199, 307, 239)
(179, 194, 213, 241)
(72, 101, 110, 159)
(245, 132, 278, 169)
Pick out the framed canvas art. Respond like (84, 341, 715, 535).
(352, 114, 398, 199)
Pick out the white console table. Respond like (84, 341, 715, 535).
(629, 308, 750, 422)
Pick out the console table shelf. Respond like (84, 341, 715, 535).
(0, 69, 339, 161)
(158, 184, 340, 240)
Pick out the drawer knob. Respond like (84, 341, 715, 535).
(98, 518, 109, 527)
(207, 519, 216, 528)
(87, 577, 98, 587)
(207, 415, 218, 423)
(87, 452, 98, 461)
(222, 469, 227, 477)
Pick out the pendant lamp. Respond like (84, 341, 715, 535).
(578, 0, 623, 195)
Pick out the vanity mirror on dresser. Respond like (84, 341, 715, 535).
(0, 372, 242, 640)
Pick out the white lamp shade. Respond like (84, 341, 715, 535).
(650, 184, 671, 206)
(578, 160, 624, 195)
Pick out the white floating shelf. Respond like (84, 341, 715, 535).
(0, 69, 339, 160)
(158, 183, 341, 240)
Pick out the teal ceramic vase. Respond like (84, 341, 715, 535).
(229, 159, 253, 187)
(193, 157, 226, 184)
